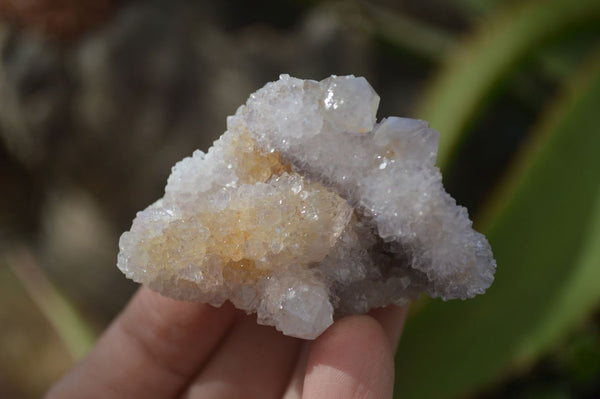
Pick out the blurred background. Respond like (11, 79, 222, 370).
(0, 0, 599, 398)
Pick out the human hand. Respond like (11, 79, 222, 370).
(46, 287, 407, 399)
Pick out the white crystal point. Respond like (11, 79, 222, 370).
(321, 75, 379, 133)
(373, 117, 439, 165)
(257, 270, 334, 339)
(117, 74, 496, 339)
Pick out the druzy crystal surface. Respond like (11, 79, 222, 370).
(117, 75, 496, 339)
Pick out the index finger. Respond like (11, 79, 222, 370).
(302, 314, 399, 399)
(46, 287, 236, 399)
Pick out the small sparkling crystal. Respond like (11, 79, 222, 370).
(117, 74, 496, 339)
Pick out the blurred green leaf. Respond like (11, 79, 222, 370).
(0, 260, 75, 396)
(395, 49, 600, 398)
(419, 0, 600, 170)
(457, 0, 507, 17)
(6, 248, 97, 360)
(359, 2, 456, 62)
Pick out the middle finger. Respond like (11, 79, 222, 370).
(183, 310, 302, 399)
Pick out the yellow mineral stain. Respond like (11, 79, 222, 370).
(142, 131, 350, 282)
(226, 130, 291, 184)
(222, 259, 268, 285)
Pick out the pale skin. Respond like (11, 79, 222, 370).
(46, 287, 408, 399)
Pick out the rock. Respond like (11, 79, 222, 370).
(117, 74, 496, 339)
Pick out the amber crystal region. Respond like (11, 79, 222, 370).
(117, 75, 496, 339)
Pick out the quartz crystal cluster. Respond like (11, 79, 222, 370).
(117, 75, 496, 339)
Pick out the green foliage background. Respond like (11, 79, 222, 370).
(394, 0, 600, 397)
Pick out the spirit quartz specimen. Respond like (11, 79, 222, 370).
(117, 75, 496, 339)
